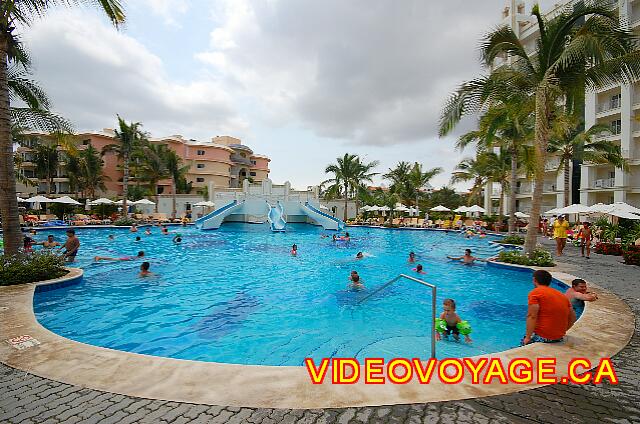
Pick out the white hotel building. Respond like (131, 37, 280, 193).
(485, 0, 640, 214)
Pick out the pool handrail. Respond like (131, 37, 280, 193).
(357, 274, 437, 359)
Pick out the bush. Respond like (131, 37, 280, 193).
(623, 245, 640, 266)
(0, 252, 67, 286)
(113, 217, 136, 226)
(497, 235, 524, 245)
(497, 248, 555, 267)
(594, 242, 623, 256)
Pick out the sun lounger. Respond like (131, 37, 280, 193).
(151, 213, 170, 223)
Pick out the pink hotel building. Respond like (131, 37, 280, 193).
(16, 130, 270, 198)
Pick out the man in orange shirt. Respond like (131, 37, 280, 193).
(522, 270, 576, 345)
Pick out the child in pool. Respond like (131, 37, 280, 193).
(408, 251, 416, 263)
(413, 264, 426, 274)
(435, 298, 472, 343)
(291, 244, 298, 256)
(144, 228, 152, 235)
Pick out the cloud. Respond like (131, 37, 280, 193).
(196, 0, 507, 146)
(137, 0, 191, 28)
(22, 9, 247, 139)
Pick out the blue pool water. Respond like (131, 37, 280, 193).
(33, 224, 565, 365)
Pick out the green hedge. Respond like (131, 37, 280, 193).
(114, 217, 136, 226)
(0, 252, 68, 286)
(496, 235, 525, 245)
(497, 248, 555, 267)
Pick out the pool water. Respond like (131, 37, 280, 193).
(33, 224, 563, 365)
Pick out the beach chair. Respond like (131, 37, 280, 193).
(442, 220, 452, 229)
(152, 213, 170, 223)
(463, 219, 474, 227)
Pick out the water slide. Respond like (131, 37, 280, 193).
(300, 202, 345, 231)
(195, 200, 245, 230)
(267, 201, 287, 232)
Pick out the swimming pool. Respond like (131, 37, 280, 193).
(33, 224, 565, 365)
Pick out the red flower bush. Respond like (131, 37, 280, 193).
(594, 242, 624, 256)
(623, 245, 640, 266)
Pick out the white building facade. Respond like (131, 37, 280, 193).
(485, 0, 640, 214)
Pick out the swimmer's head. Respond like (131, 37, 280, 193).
(137, 251, 145, 258)
(356, 252, 363, 258)
(108, 234, 114, 240)
(345, 232, 350, 237)
(292, 244, 297, 250)
(351, 274, 360, 283)
(571, 278, 587, 293)
(140, 262, 150, 271)
(443, 298, 456, 311)
(465, 249, 471, 255)
(175, 237, 182, 243)
(47, 235, 55, 241)
(416, 264, 423, 272)
(409, 251, 415, 257)
(135, 236, 141, 241)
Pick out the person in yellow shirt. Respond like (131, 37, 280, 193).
(553, 215, 570, 256)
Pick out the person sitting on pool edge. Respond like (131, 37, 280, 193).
(139, 261, 154, 277)
(95, 251, 145, 261)
(435, 298, 471, 343)
(447, 249, 486, 265)
(413, 264, 426, 274)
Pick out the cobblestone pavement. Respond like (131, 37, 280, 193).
(1, 239, 638, 423)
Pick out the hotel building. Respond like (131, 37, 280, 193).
(485, 0, 640, 214)
(15, 130, 270, 198)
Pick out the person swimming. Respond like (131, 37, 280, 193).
(447, 249, 486, 265)
(291, 244, 298, 256)
(413, 264, 426, 274)
(108, 234, 115, 241)
(348, 272, 364, 291)
(95, 251, 145, 261)
(130, 224, 138, 233)
(161, 226, 169, 235)
(135, 236, 142, 242)
(144, 228, 152, 235)
(173, 235, 182, 244)
(138, 261, 154, 277)
(408, 251, 416, 263)
(356, 252, 364, 259)
(332, 234, 337, 243)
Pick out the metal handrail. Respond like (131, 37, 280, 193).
(357, 274, 437, 359)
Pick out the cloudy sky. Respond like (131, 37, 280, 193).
(20, 0, 558, 190)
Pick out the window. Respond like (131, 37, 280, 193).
(82, 139, 90, 146)
(611, 119, 622, 134)
(197, 150, 205, 156)
(157, 187, 165, 194)
(251, 160, 257, 165)
(240, 171, 247, 177)
(250, 172, 257, 177)
(185, 203, 192, 211)
(610, 94, 621, 109)
(197, 164, 205, 169)
(196, 177, 205, 183)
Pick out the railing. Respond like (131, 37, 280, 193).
(597, 102, 620, 114)
(357, 274, 437, 359)
(230, 154, 253, 166)
(593, 178, 616, 189)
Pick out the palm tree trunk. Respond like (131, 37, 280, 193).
(0, 43, 21, 254)
(497, 193, 504, 231)
(525, 90, 551, 255)
(343, 183, 348, 221)
(563, 159, 570, 207)
(122, 152, 129, 217)
(508, 145, 518, 234)
(171, 179, 177, 219)
(154, 184, 159, 213)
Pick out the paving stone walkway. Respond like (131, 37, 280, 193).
(1, 239, 638, 423)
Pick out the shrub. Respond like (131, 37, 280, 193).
(623, 245, 640, 266)
(497, 235, 524, 245)
(0, 252, 67, 286)
(594, 242, 623, 256)
(497, 248, 555, 267)
(113, 217, 136, 226)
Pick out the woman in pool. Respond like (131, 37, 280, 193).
(130, 224, 138, 233)
(161, 226, 169, 235)
(291, 244, 298, 256)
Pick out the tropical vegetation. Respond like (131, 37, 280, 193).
(440, 0, 640, 255)
(0, 251, 67, 286)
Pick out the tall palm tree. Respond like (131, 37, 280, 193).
(407, 163, 443, 208)
(0, 1, 124, 254)
(80, 144, 108, 199)
(138, 143, 169, 212)
(440, 1, 640, 254)
(450, 156, 491, 207)
(163, 148, 190, 219)
(34, 143, 58, 195)
(548, 115, 627, 206)
(324, 153, 378, 221)
(103, 116, 145, 217)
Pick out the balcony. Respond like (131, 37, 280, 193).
(230, 154, 253, 166)
(596, 102, 621, 115)
(544, 158, 561, 171)
(592, 178, 616, 189)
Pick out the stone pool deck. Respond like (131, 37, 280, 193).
(1, 238, 639, 423)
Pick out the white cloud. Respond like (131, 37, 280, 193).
(22, 9, 247, 140)
(138, 0, 190, 27)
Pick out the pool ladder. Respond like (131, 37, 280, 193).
(357, 274, 437, 359)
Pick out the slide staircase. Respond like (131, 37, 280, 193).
(300, 202, 345, 231)
(267, 201, 287, 232)
(195, 200, 244, 230)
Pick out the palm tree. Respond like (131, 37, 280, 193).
(138, 143, 169, 212)
(324, 154, 378, 221)
(548, 115, 627, 206)
(383, 161, 414, 205)
(450, 156, 491, 207)
(164, 148, 190, 219)
(33, 143, 58, 195)
(103, 116, 145, 217)
(0, 1, 124, 254)
(80, 144, 108, 199)
(407, 163, 442, 208)
(440, 1, 640, 254)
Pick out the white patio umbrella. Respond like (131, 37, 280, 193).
(25, 195, 53, 203)
(17, 196, 27, 202)
(89, 198, 115, 205)
(467, 205, 486, 213)
(543, 207, 562, 216)
(606, 202, 640, 215)
(360, 205, 371, 212)
(394, 204, 410, 212)
(608, 210, 640, 220)
(587, 203, 611, 214)
(453, 206, 469, 213)
(132, 199, 155, 205)
(514, 211, 530, 219)
(430, 205, 451, 212)
(409, 207, 420, 216)
(53, 196, 81, 205)
(554, 203, 591, 215)
(319, 204, 329, 210)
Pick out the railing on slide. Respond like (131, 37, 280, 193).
(303, 202, 345, 230)
(195, 200, 238, 228)
(357, 274, 437, 359)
